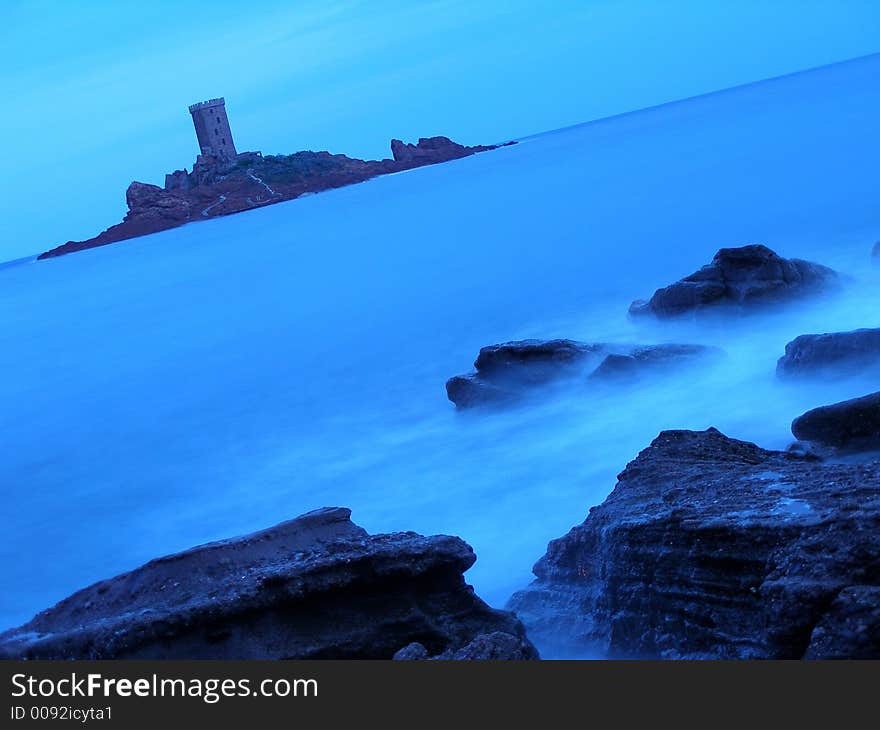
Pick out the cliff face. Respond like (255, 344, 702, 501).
(39, 136, 505, 260)
(508, 428, 880, 659)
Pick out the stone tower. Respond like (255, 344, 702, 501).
(188, 98, 238, 161)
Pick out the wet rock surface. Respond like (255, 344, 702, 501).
(446, 339, 720, 408)
(588, 344, 723, 382)
(629, 244, 839, 318)
(0, 507, 537, 660)
(792, 391, 880, 452)
(777, 328, 880, 378)
(507, 428, 880, 659)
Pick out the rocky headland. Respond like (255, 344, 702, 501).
(38, 136, 507, 260)
(0, 507, 537, 660)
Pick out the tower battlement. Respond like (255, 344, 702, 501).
(188, 98, 226, 113)
(188, 97, 237, 160)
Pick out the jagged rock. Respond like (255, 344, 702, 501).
(507, 427, 880, 659)
(393, 631, 537, 660)
(390, 136, 494, 165)
(0, 507, 537, 660)
(125, 182, 193, 225)
(446, 339, 720, 408)
(629, 245, 839, 318)
(164, 169, 192, 191)
(791, 391, 880, 451)
(777, 328, 880, 378)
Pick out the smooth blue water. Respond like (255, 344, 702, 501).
(1, 54, 879, 637)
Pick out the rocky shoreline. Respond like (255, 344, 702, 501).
(19, 226, 880, 659)
(38, 136, 508, 260)
(464, 243, 879, 659)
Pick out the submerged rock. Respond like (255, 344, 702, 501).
(446, 339, 719, 408)
(508, 427, 880, 659)
(791, 391, 880, 452)
(0, 507, 537, 660)
(777, 328, 880, 378)
(629, 244, 839, 318)
(445, 374, 518, 409)
(473, 339, 598, 379)
(445, 339, 604, 409)
(589, 344, 723, 382)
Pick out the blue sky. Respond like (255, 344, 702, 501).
(1, 0, 879, 260)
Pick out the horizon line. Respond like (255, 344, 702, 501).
(2, 49, 879, 268)
(513, 50, 880, 144)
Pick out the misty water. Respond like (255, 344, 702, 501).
(1, 55, 879, 645)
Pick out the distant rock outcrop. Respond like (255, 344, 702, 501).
(0, 507, 537, 660)
(446, 339, 720, 409)
(390, 136, 495, 165)
(629, 245, 839, 318)
(777, 328, 880, 378)
(508, 428, 880, 659)
(792, 391, 880, 452)
(39, 136, 510, 260)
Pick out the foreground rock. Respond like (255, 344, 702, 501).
(629, 245, 839, 318)
(0, 507, 537, 660)
(393, 631, 536, 660)
(446, 339, 719, 408)
(777, 328, 880, 378)
(792, 391, 880, 452)
(39, 136, 506, 259)
(508, 428, 880, 659)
